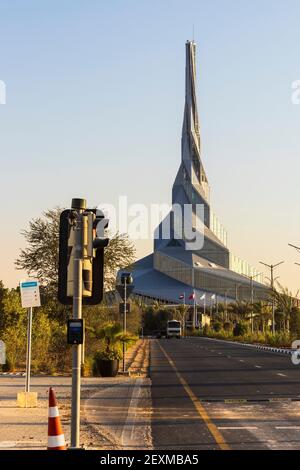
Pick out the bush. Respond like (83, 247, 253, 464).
(82, 356, 94, 377)
(212, 321, 222, 332)
(1, 358, 12, 372)
(223, 322, 232, 332)
(233, 322, 248, 337)
(202, 324, 211, 336)
(265, 332, 291, 347)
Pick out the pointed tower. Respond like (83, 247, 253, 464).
(121, 40, 268, 307)
(155, 41, 229, 268)
(173, 41, 210, 228)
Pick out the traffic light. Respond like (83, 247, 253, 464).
(58, 208, 109, 305)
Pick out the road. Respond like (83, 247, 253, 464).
(150, 337, 300, 450)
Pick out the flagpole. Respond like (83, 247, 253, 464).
(193, 290, 196, 329)
(183, 292, 186, 337)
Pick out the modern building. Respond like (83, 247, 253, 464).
(126, 41, 269, 308)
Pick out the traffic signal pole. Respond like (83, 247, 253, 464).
(122, 278, 127, 373)
(70, 199, 85, 449)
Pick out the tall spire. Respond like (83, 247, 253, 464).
(176, 40, 210, 209)
(182, 41, 200, 156)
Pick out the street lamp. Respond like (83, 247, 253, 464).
(259, 261, 284, 335)
(241, 272, 263, 333)
(119, 272, 133, 374)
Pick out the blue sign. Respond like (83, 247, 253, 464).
(21, 281, 38, 288)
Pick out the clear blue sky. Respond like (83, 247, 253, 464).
(1, 0, 300, 291)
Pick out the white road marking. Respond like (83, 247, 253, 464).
(255, 365, 262, 369)
(275, 427, 300, 430)
(0, 441, 17, 448)
(218, 427, 258, 431)
(239, 360, 245, 363)
(277, 373, 287, 378)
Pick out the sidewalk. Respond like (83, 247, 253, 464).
(84, 377, 152, 450)
(0, 339, 151, 450)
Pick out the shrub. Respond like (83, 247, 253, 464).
(223, 322, 232, 332)
(82, 356, 94, 377)
(212, 321, 222, 332)
(233, 322, 248, 337)
(265, 332, 291, 347)
(1, 358, 12, 372)
(202, 324, 211, 336)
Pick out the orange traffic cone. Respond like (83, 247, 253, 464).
(47, 387, 66, 450)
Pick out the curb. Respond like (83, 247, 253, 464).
(187, 336, 295, 356)
(0, 372, 26, 377)
(202, 397, 300, 404)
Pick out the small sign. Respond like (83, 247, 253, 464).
(116, 285, 135, 301)
(67, 319, 84, 345)
(119, 303, 131, 315)
(0, 341, 6, 365)
(20, 280, 41, 309)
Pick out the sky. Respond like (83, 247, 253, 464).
(0, 0, 300, 291)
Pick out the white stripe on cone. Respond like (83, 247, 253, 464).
(48, 434, 66, 448)
(48, 406, 59, 418)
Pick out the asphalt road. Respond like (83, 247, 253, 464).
(150, 337, 300, 450)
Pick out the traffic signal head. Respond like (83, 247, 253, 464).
(120, 272, 133, 285)
(58, 208, 109, 305)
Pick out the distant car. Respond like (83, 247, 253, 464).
(166, 320, 182, 339)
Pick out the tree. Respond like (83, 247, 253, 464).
(272, 283, 299, 332)
(103, 232, 135, 291)
(15, 208, 60, 290)
(229, 301, 251, 322)
(15, 207, 136, 294)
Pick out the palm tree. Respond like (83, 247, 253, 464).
(253, 301, 272, 333)
(92, 322, 137, 359)
(272, 283, 299, 332)
(229, 301, 252, 322)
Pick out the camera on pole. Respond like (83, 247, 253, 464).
(58, 205, 109, 306)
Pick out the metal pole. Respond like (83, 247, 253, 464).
(71, 211, 83, 449)
(271, 266, 275, 335)
(251, 277, 254, 333)
(25, 307, 33, 393)
(193, 292, 196, 329)
(183, 292, 186, 337)
(123, 279, 127, 373)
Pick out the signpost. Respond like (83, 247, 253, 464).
(18, 280, 41, 408)
(119, 303, 131, 315)
(0, 341, 6, 365)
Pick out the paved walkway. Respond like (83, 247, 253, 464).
(0, 339, 150, 450)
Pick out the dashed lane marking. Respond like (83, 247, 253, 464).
(218, 427, 258, 431)
(277, 373, 287, 378)
(157, 341, 230, 451)
(275, 427, 300, 430)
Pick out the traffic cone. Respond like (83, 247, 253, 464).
(47, 387, 66, 450)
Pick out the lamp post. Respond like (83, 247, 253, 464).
(241, 272, 263, 333)
(120, 273, 133, 374)
(259, 261, 284, 335)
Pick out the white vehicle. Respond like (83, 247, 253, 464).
(166, 320, 182, 339)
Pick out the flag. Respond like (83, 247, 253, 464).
(200, 294, 206, 300)
(211, 294, 216, 300)
(179, 294, 185, 300)
(189, 291, 195, 301)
